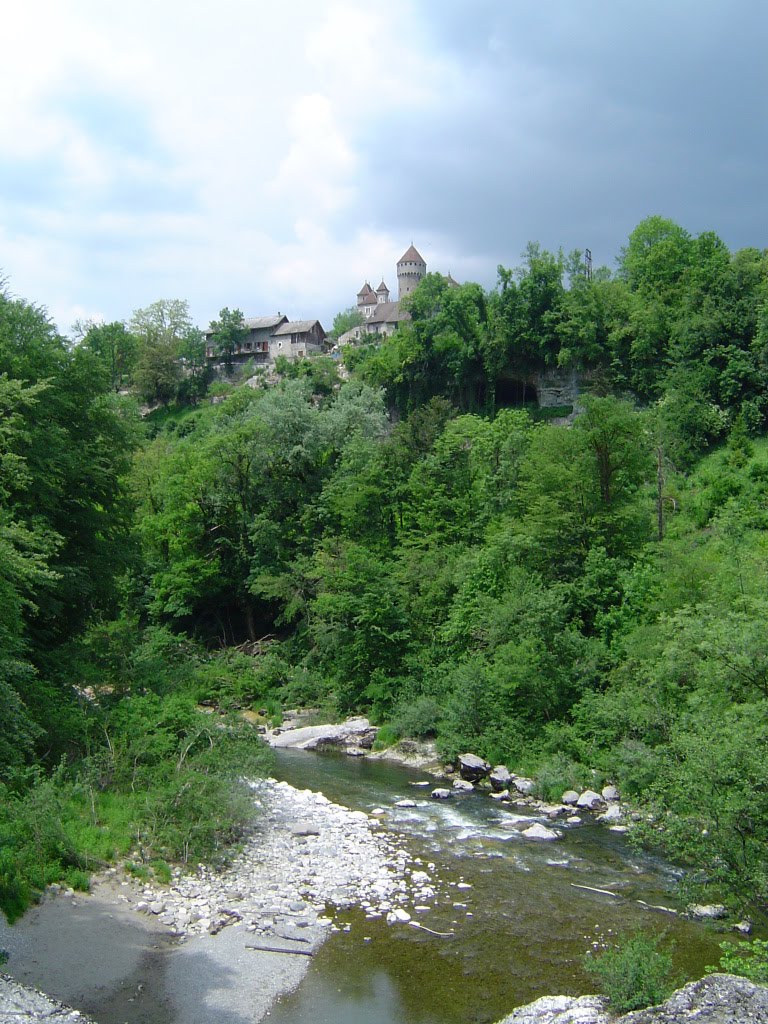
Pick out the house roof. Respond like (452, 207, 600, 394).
(367, 301, 409, 325)
(376, 280, 390, 293)
(272, 319, 325, 336)
(397, 244, 425, 265)
(204, 314, 286, 336)
(357, 282, 376, 299)
(244, 315, 287, 330)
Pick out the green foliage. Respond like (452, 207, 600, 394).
(208, 307, 248, 369)
(708, 939, 768, 983)
(583, 930, 676, 1013)
(8, 219, 768, 922)
(329, 306, 364, 340)
(372, 724, 400, 750)
(391, 696, 444, 739)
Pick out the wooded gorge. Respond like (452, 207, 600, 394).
(3, 216, 768, 922)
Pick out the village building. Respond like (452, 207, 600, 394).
(205, 315, 327, 366)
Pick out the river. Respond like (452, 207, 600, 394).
(266, 748, 723, 1024)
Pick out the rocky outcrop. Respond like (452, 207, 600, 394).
(265, 716, 377, 752)
(495, 975, 768, 1024)
(0, 974, 96, 1023)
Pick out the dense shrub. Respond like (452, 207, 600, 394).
(583, 931, 676, 1012)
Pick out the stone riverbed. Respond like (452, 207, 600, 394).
(118, 777, 449, 942)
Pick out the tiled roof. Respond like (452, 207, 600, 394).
(376, 279, 390, 293)
(204, 314, 286, 336)
(272, 319, 324, 336)
(367, 301, 409, 325)
(397, 244, 425, 265)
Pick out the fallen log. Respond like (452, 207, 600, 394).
(408, 921, 455, 937)
(570, 883, 619, 897)
(245, 942, 315, 956)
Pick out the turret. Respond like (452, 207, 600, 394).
(397, 244, 426, 300)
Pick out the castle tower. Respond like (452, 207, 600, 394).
(356, 282, 377, 318)
(397, 244, 426, 301)
(375, 279, 390, 303)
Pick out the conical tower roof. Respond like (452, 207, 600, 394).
(398, 244, 425, 265)
(376, 279, 389, 293)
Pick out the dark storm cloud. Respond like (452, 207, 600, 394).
(356, 1, 768, 282)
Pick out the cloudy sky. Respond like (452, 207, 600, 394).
(3, 1, 767, 335)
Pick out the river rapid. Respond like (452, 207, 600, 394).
(267, 747, 724, 1024)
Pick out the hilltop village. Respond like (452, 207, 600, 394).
(204, 244, 457, 367)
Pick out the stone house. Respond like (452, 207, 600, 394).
(205, 315, 326, 366)
(269, 320, 327, 361)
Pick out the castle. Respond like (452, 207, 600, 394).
(342, 244, 458, 343)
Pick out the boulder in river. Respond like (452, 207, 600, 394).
(561, 790, 579, 805)
(489, 765, 512, 791)
(453, 778, 475, 792)
(458, 752, 491, 782)
(521, 823, 560, 841)
(576, 790, 604, 809)
(431, 788, 451, 799)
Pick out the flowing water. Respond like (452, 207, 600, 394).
(268, 748, 724, 1024)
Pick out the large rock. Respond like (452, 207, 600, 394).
(495, 975, 768, 1024)
(490, 765, 513, 791)
(496, 993, 609, 1023)
(576, 790, 604, 810)
(688, 903, 727, 920)
(458, 752, 491, 782)
(521, 823, 560, 841)
(266, 717, 377, 751)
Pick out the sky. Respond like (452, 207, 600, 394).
(2, 0, 768, 336)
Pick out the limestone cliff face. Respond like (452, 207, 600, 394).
(496, 974, 768, 1024)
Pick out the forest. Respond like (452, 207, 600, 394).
(3, 215, 768, 923)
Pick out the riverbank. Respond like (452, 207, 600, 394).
(0, 776, 444, 1024)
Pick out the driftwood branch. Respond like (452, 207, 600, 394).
(245, 942, 315, 956)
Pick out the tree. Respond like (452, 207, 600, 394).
(619, 216, 693, 297)
(79, 321, 138, 393)
(130, 300, 195, 406)
(329, 306, 364, 341)
(208, 308, 248, 370)
(177, 327, 213, 405)
(130, 299, 193, 342)
(132, 337, 182, 407)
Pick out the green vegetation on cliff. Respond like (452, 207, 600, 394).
(3, 215, 768, 919)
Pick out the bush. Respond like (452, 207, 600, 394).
(707, 939, 768, 983)
(533, 751, 588, 802)
(583, 930, 676, 1013)
(392, 696, 443, 739)
(372, 725, 399, 751)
